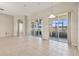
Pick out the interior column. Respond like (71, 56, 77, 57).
(42, 17, 49, 40)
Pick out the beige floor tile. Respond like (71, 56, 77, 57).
(0, 36, 79, 56)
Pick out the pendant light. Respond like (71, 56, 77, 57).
(48, 3, 56, 18)
(48, 14, 56, 18)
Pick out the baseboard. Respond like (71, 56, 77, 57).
(0, 35, 15, 39)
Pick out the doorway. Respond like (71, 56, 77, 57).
(49, 13, 69, 43)
(17, 20, 23, 36)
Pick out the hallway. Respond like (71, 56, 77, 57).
(0, 36, 79, 56)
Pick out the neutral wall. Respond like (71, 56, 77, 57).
(25, 16, 28, 35)
(27, 2, 78, 46)
(77, 3, 79, 50)
(0, 13, 14, 37)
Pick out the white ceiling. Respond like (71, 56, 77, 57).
(0, 2, 60, 16)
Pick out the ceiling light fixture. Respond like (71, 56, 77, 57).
(48, 3, 56, 19)
(48, 14, 56, 18)
(24, 4, 27, 7)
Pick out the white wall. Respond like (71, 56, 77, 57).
(0, 13, 14, 37)
(77, 3, 79, 50)
(27, 2, 78, 46)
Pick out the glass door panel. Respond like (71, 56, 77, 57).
(49, 14, 68, 43)
(58, 15, 68, 43)
(49, 16, 59, 41)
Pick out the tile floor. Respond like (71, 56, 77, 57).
(0, 36, 79, 56)
(50, 37, 68, 43)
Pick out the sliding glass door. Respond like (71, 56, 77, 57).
(49, 14, 68, 43)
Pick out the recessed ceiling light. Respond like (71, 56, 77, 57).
(24, 4, 27, 7)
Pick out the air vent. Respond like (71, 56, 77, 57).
(0, 8, 4, 11)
